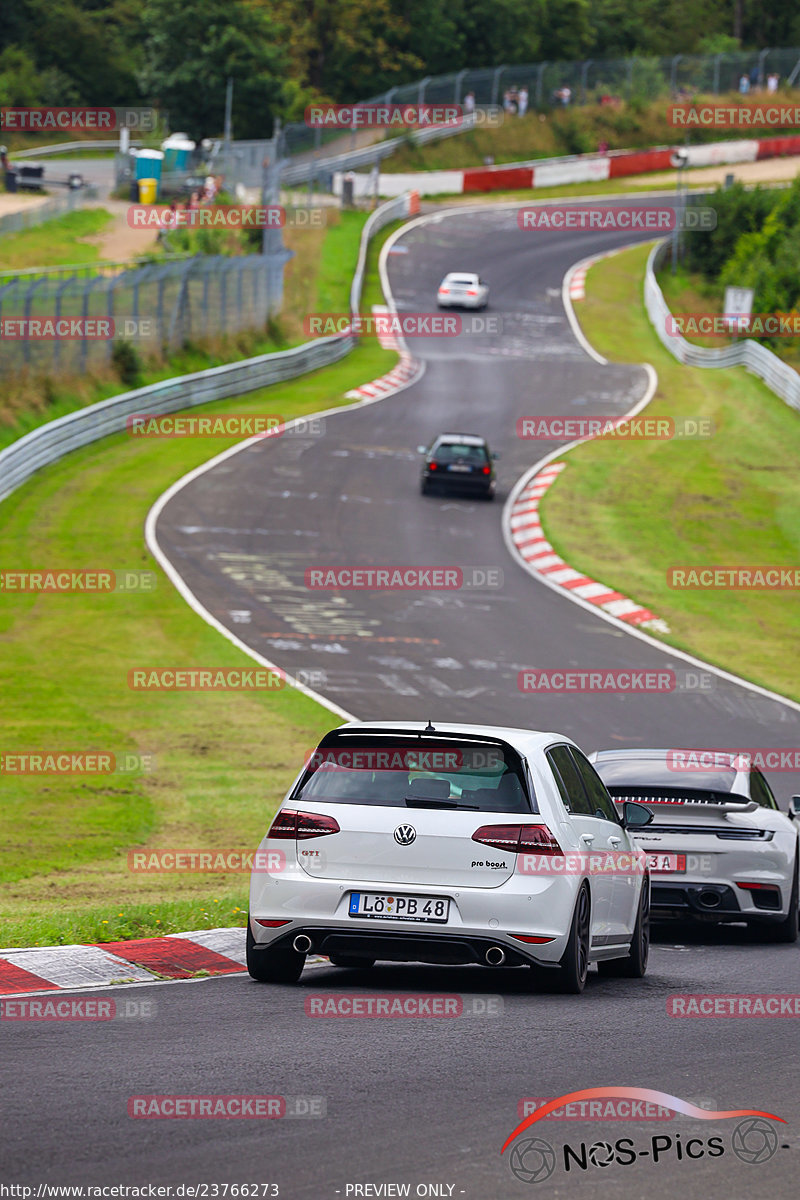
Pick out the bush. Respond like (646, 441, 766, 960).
(111, 339, 144, 387)
(682, 182, 781, 279)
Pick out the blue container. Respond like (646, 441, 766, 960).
(135, 150, 164, 181)
(161, 135, 195, 172)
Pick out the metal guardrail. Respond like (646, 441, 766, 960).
(11, 141, 141, 159)
(280, 112, 479, 187)
(0, 193, 413, 504)
(645, 240, 800, 413)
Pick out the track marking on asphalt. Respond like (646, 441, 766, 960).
(501, 243, 800, 717)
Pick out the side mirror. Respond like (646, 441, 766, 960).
(622, 801, 653, 828)
(788, 796, 800, 819)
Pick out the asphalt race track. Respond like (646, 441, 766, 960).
(5, 199, 800, 1198)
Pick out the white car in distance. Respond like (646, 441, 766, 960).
(247, 721, 652, 994)
(436, 272, 489, 310)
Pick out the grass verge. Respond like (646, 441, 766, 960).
(541, 241, 800, 704)
(0, 222, 400, 948)
(0, 209, 367, 450)
(0, 208, 114, 273)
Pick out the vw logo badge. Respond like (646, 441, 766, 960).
(394, 824, 416, 846)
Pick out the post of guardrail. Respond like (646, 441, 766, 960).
(417, 76, 431, 105)
(758, 48, 771, 87)
(220, 260, 227, 334)
(713, 54, 723, 93)
(580, 60, 593, 103)
(670, 54, 683, 94)
(454, 69, 467, 105)
(491, 66, 506, 107)
(535, 62, 549, 107)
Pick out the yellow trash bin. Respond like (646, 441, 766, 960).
(138, 177, 158, 204)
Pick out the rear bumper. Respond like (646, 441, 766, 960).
(422, 471, 494, 493)
(252, 925, 542, 967)
(651, 880, 786, 921)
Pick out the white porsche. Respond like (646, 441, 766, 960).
(248, 721, 652, 994)
(590, 748, 799, 941)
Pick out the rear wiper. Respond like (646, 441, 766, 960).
(405, 797, 479, 810)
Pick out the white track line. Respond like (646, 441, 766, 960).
(502, 244, 800, 717)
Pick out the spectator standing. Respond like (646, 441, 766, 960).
(767, 73, 779, 93)
(739, 74, 750, 94)
(517, 86, 529, 117)
(464, 91, 475, 115)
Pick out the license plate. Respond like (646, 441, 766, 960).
(348, 892, 450, 922)
(647, 853, 686, 873)
(448, 464, 471, 472)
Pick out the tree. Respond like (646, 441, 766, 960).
(138, 0, 288, 141)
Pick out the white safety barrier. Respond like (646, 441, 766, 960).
(0, 193, 416, 505)
(644, 240, 800, 414)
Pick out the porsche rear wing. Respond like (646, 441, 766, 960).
(607, 788, 758, 815)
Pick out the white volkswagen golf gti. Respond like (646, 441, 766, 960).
(247, 721, 652, 994)
(590, 748, 799, 941)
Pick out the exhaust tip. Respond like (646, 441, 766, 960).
(698, 890, 721, 909)
(485, 945, 506, 966)
(293, 934, 313, 954)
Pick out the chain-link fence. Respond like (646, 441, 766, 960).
(0, 250, 292, 378)
(356, 48, 800, 110)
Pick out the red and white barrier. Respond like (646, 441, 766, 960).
(350, 133, 800, 198)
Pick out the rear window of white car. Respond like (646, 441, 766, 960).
(448, 277, 476, 287)
(294, 737, 535, 812)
